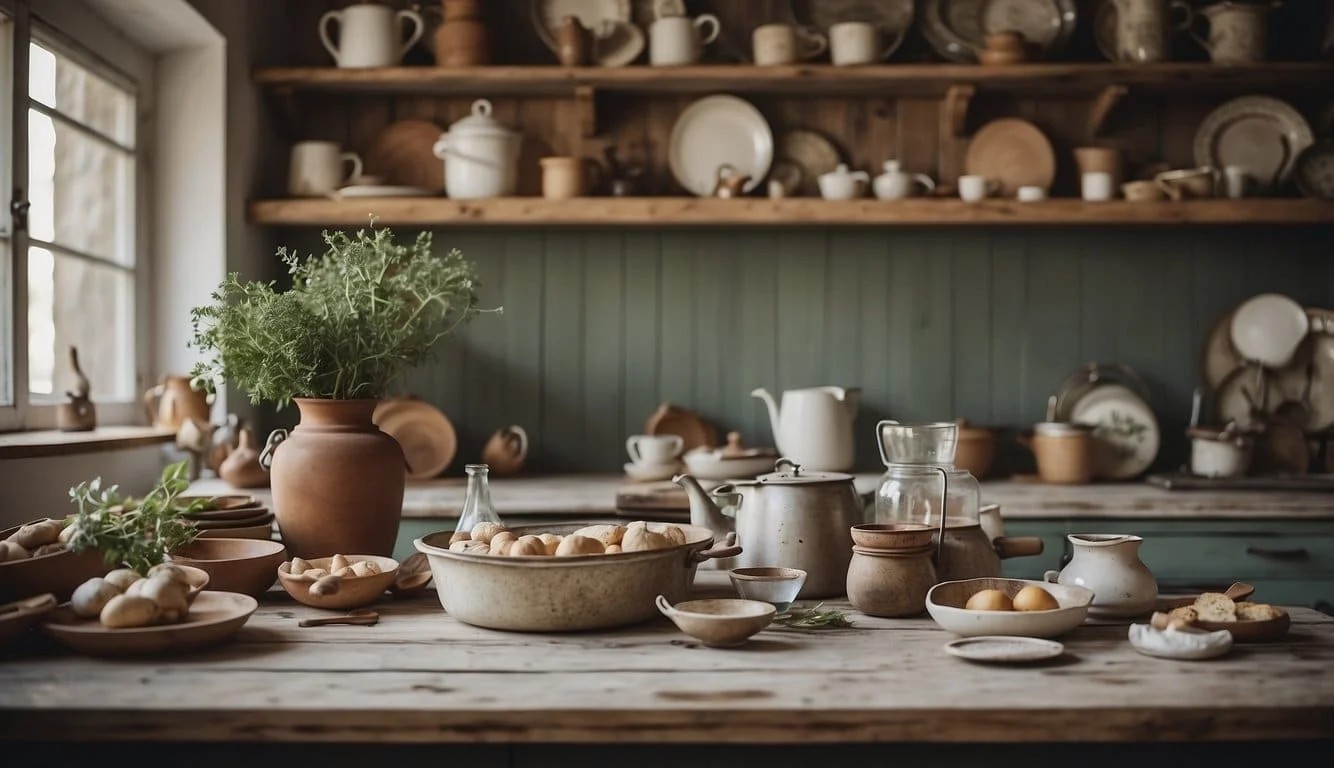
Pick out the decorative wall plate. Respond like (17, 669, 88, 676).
(964, 118, 1056, 197)
(979, 0, 1077, 55)
(791, 0, 916, 59)
(1193, 96, 1314, 193)
(776, 129, 842, 198)
(669, 95, 772, 197)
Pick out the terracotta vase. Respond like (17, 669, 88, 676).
(143, 375, 211, 431)
(219, 428, 270, 489)
(265, 399, 405, 559)
(435, 18, 490, 66)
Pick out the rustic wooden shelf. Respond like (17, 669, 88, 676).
(249, 197, 1334, 227)
(253, 63, 1334, 97)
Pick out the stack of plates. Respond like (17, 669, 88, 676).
(177, 495, 275, 540)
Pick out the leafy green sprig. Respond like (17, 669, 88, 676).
(66, 461, 204, 573)
(772, 603, 854, 630)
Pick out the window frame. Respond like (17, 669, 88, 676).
(0, 0, 153, 431)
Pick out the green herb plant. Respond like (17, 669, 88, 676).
(66, 461, 204, 573)
(772, 603, 854, 630)
(189, 225, 494, 406)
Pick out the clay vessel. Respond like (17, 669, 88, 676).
(846, 544, 936, 617)
(435, 17, 489, 66)
(144, 375, 210, 431)
(556, 15, 594, 66)
(264, 399, 405, 559)
(219, 428, 270, 489)
(481, 425, 528, 476)
(442, 0, 484, 22)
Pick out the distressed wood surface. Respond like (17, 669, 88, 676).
(0, 427, 174, 459)
(1, 571, 1331, 744)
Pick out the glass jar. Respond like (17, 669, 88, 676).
(873, 421, 980, 529)
(456, 463, 504, 533)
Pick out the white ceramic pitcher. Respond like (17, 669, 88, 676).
(752, 386, 860, 472)
(1046, 534, 1158, 619)
(320, 3, 424, 68)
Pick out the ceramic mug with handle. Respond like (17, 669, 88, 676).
(649, 8, 721, 66)
(626, 434, 684, 466)
(289, 141, 363, 197)
(753, 23, 828, 65)
(958, 174, 998, 203)
(320, 3, 424, 68)
(1190, 1, 1272, 65)
(830, 21, 879, 66)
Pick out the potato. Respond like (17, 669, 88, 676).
(965, 589, 1013, 611)
(350, 560, 381, 577)
(554, 535, 604, 557)
(622, 525, 673, 553)
(448, 530, 471, 546)
(124, 579, 151, 598)
(571, 524, 625, 547)
(461, 541, 489, 555)
(147, 563, 193, 584)
(470, 522, 507, 544)
(138, 576, 190, 623)
(0, 541, 30, 561)
(329, 554, 350, 572)
(310, 574, 341, 596)
(301, 568, 329, 581)
(449, 540, 472, 553)
(58, 522, 78, 544)
(537, 534, 563, 555)
(604, 544, 622, 555)
(508, 535, 547, 557)
(489, 531, 518, 556)
(13, 520, 61, 549)
(288, 557, 312, 576)
(658, 525, 686, 547)
(104, 569, 144, 592)
(71, 577, 122, 619)
(100, 594, 158, 629)
(333, 566, 355, 578)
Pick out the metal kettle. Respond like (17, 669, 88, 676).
(674, 458, 862, 598)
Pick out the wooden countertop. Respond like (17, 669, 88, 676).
(2, 571, 1331, 744)
(185, 474, 1334, 520)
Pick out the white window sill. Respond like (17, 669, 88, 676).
(0, 426, 174, 459)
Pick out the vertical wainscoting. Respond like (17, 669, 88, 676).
(272, 226, 1333, 473)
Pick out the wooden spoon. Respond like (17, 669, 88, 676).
(389, 552, 433, 596)
(298, 609, 379, 628)
(1224, 582, 1256, 602)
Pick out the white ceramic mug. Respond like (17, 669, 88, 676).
(649, 13, 721, 65)
(1016, 185, 1048, 202)
(830, 21, 879, 65)
(626, 434, 684, 466)
(753, 23, 828, 65)
(1081, 171, 1115, 201)
(320, 3, 424, 68)
(288, 141, 362, 197)
(1223, 165, 1250, 199)
(958, 174, 996, 203)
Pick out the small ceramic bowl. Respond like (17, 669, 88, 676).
(850, 523, 935, 550)
(169, 538, 288, 598)
(926, 577, 1094, 639)
(728, 567, 806, 614)
(277, 555, 399, 610)
(655, 595, 775, 648)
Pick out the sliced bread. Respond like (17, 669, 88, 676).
(1193, 592, 1237, 623)
(1236, 602, 1283, 621)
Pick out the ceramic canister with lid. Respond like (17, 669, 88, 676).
(1026, 421, 1094, 484)
(846, 543, 937, 618)
(433, 99, 522, 198)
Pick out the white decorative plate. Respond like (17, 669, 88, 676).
(1070, 383, 1160, 480)
(334, 185, 439, 198)
(1294, 142, 1334, 199)
(1193, 97, 1314, 193)
(1229, 292, 1310, 369)
(668, 95, 772, 197)
(531, 0, 643, 67)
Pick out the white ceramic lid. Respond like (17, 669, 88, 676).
(447, 99, 517, 138)
(754, 458, 853, 485)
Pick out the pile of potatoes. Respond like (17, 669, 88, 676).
(448, 521, 686, 557)
(285, 554, 383, 596)
(70, 564, 197, 629)
(0, 518, 74, 562)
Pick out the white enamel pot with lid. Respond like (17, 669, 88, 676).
(1187, 424, 1252, 478)
(433, 99, 522, 199)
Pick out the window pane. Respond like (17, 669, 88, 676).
(29, 42, 134, 146)
(28, 248, 134, 401)
(27, 109, 134, 266)
(0, 239, 11, 407)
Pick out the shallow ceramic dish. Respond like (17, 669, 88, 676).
(964, 118, 1056, 198)
(0, 522, 110, 603)
(656, 595, 775, 647)
(776, 130, 842, 198)
(334, 185, 439, 198)
(668, 95, 772, 197)
(170, 538, 288, 598)
(277, 554, 399, 610)
(728, 567, 806, 614)
(373, 397, 457, 480)
(850, 523, 935, 550)
(926, 577, 1093, 638)
(0, 593, 57, 645)
(176, 495, 261, 512)
(183, 505, 270, 523)
(1230, 293, 1310, 369)
(624, 461, 680, 482)
(1294, 141, 1334, 199)
(1194, 97, 1314, 192)
(189, 511, 275, 530)
(1128, 623, 1232, 660)
(194, 523, 274, 542)
(943, 635, 1064, 664)
(681, 446, 776, 481)
(41, 591, 257, 657)
(791, 0, 915, 60)
(1195, 610, 1291, 642)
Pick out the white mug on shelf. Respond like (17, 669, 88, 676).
(288, 141, 362, 197)
(1223, 165, 1251, 199)
(830, 21, 879, 65)
(1081, 171, 1115, 202)
(958, 174, 996, 203)
(649, 12, 721, 66)
(1017, 185, 1048, 202)
(626, 434, 684, 466)
(319, 3, 424, 68)
(752, 23, 828, 65)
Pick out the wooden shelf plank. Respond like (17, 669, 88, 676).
(249, 197, 1334, 227)
(253, 63, 1334, 97)
(0, 426, 174, 460)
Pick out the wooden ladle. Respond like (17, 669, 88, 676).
(298, 609, 379, 628)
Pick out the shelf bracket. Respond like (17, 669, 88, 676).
(942, 84, 975, 138)
(575, 85, 598, 139)
(1087, 84, 1129, 141)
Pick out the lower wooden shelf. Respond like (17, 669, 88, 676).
(249, 197, 1334, 227)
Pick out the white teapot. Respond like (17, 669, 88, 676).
(817, 164, 868, 200)
(873, 160, 935, 200)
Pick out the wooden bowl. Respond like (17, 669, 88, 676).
(41, 591, 257, 657)
(0, 593, 58, 645)
(0, 522, 111, 602)
(277, 555, 399, 610)
(176, 495, 262, 512)
(197, 523, 274, 541)
(655, 596, 775, 648)
(926, 578, 1093, 639)
(1194, 611, 1292, 642)
(169, 538, 287, 598)
(850, 523, 935, 550)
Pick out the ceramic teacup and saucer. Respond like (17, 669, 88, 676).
(624, 434, 683, 482)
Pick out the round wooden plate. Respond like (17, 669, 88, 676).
(190, 512, 274, 530)
(964, 118, 1056, 197)
(364, 119, 445, 192)
(42, 591, 257, 656)
(645, 402, 717, 452)
(374, 397, 458, 480)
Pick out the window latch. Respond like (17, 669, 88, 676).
(10, 194, 31, 231)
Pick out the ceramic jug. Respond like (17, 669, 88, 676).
(1045, 534, 1158, 618)
(1111, 0, 1192, 63)
(752, 386, 860, 471)
(320, 3, 424, 68)
(648, 0, 721, 66)
(873, 160, 935, 200)
(143, 376, 211, 432)
(817, 164, 869, 200)
(1191, 1, 1271, 65)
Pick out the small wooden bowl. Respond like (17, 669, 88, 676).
(169, 538, 287, 598)
(655, 596, 775, 648)
(0, 521, 111, 603)
(850, 523, 935, 550)
(1196, 611, 1292, 642)
(277, 555, 399, 610)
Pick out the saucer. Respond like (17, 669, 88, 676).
(624, 461, 680, 483)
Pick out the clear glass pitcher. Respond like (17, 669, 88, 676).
(873, 421, 981, 531)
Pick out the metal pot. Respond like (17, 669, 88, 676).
(414, 523, 738, 632)
(676, 458, 862, 598)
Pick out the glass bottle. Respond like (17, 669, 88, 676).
(456, 463, 503, 533)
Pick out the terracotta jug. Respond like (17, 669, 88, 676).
(556, 14, 594, 66)
(261, 399, 405, 559)
(219, 428, 270, 489)
(481, 425, 529, 476)
(435, 0, 489, 66)
(143, 376, 211, 431)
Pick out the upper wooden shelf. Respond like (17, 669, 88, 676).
(249, 197, 1334, 228)
(252, 63, 1334, 97)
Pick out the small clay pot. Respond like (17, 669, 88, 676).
(556, 15, 594, 66)
(1025, 423, 1094, 485)
(442, 0, 484, 22)
(954, 421, 998, 479)
(219, 428, 270, 489)
(435, 18, 490, 66)
(846, 544, 937, 618)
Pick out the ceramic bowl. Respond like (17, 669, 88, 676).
(850, 523, 935, 550)
(169, 538, 287, 598)
(277, 555, 399, 610)
(926, 577, 1094, 638)
(197, 523, 275, 540)
(728, 567, 806, 614)
(0, 522, 111, 603)
(656, 595, 775, 648)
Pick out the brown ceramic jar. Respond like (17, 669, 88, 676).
(846, 544, 937, 618)
(435, 17, 490, 66)
(219, 427, 270, 489)
(556, 15, 594, 66)
(266, 399, 405, 559)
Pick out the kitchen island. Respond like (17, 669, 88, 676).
(2, 572, 1332, 764)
